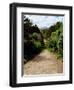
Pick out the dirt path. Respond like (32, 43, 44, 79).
(24, 49, 63, 75)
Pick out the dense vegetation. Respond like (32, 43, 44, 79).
(41, 22, 63, 58)
(24, 16, 44, 61)
(23, 16, 63, 62)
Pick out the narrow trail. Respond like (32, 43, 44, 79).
(24, 49, 63, 75)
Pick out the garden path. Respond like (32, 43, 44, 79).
(24, 49, 63, 75)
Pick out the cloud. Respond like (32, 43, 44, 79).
(24, 15, 64, 28)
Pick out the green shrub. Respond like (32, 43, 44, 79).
(47, 23, 63, 59)
(32, 32, 38, 41)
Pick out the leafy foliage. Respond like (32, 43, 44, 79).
(24, 17, 44, 61)
(47, 22, 63, 58)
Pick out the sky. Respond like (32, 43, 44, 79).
(24, 15, 64, 29)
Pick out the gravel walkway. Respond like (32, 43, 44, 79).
(24, 49, 63, 75)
